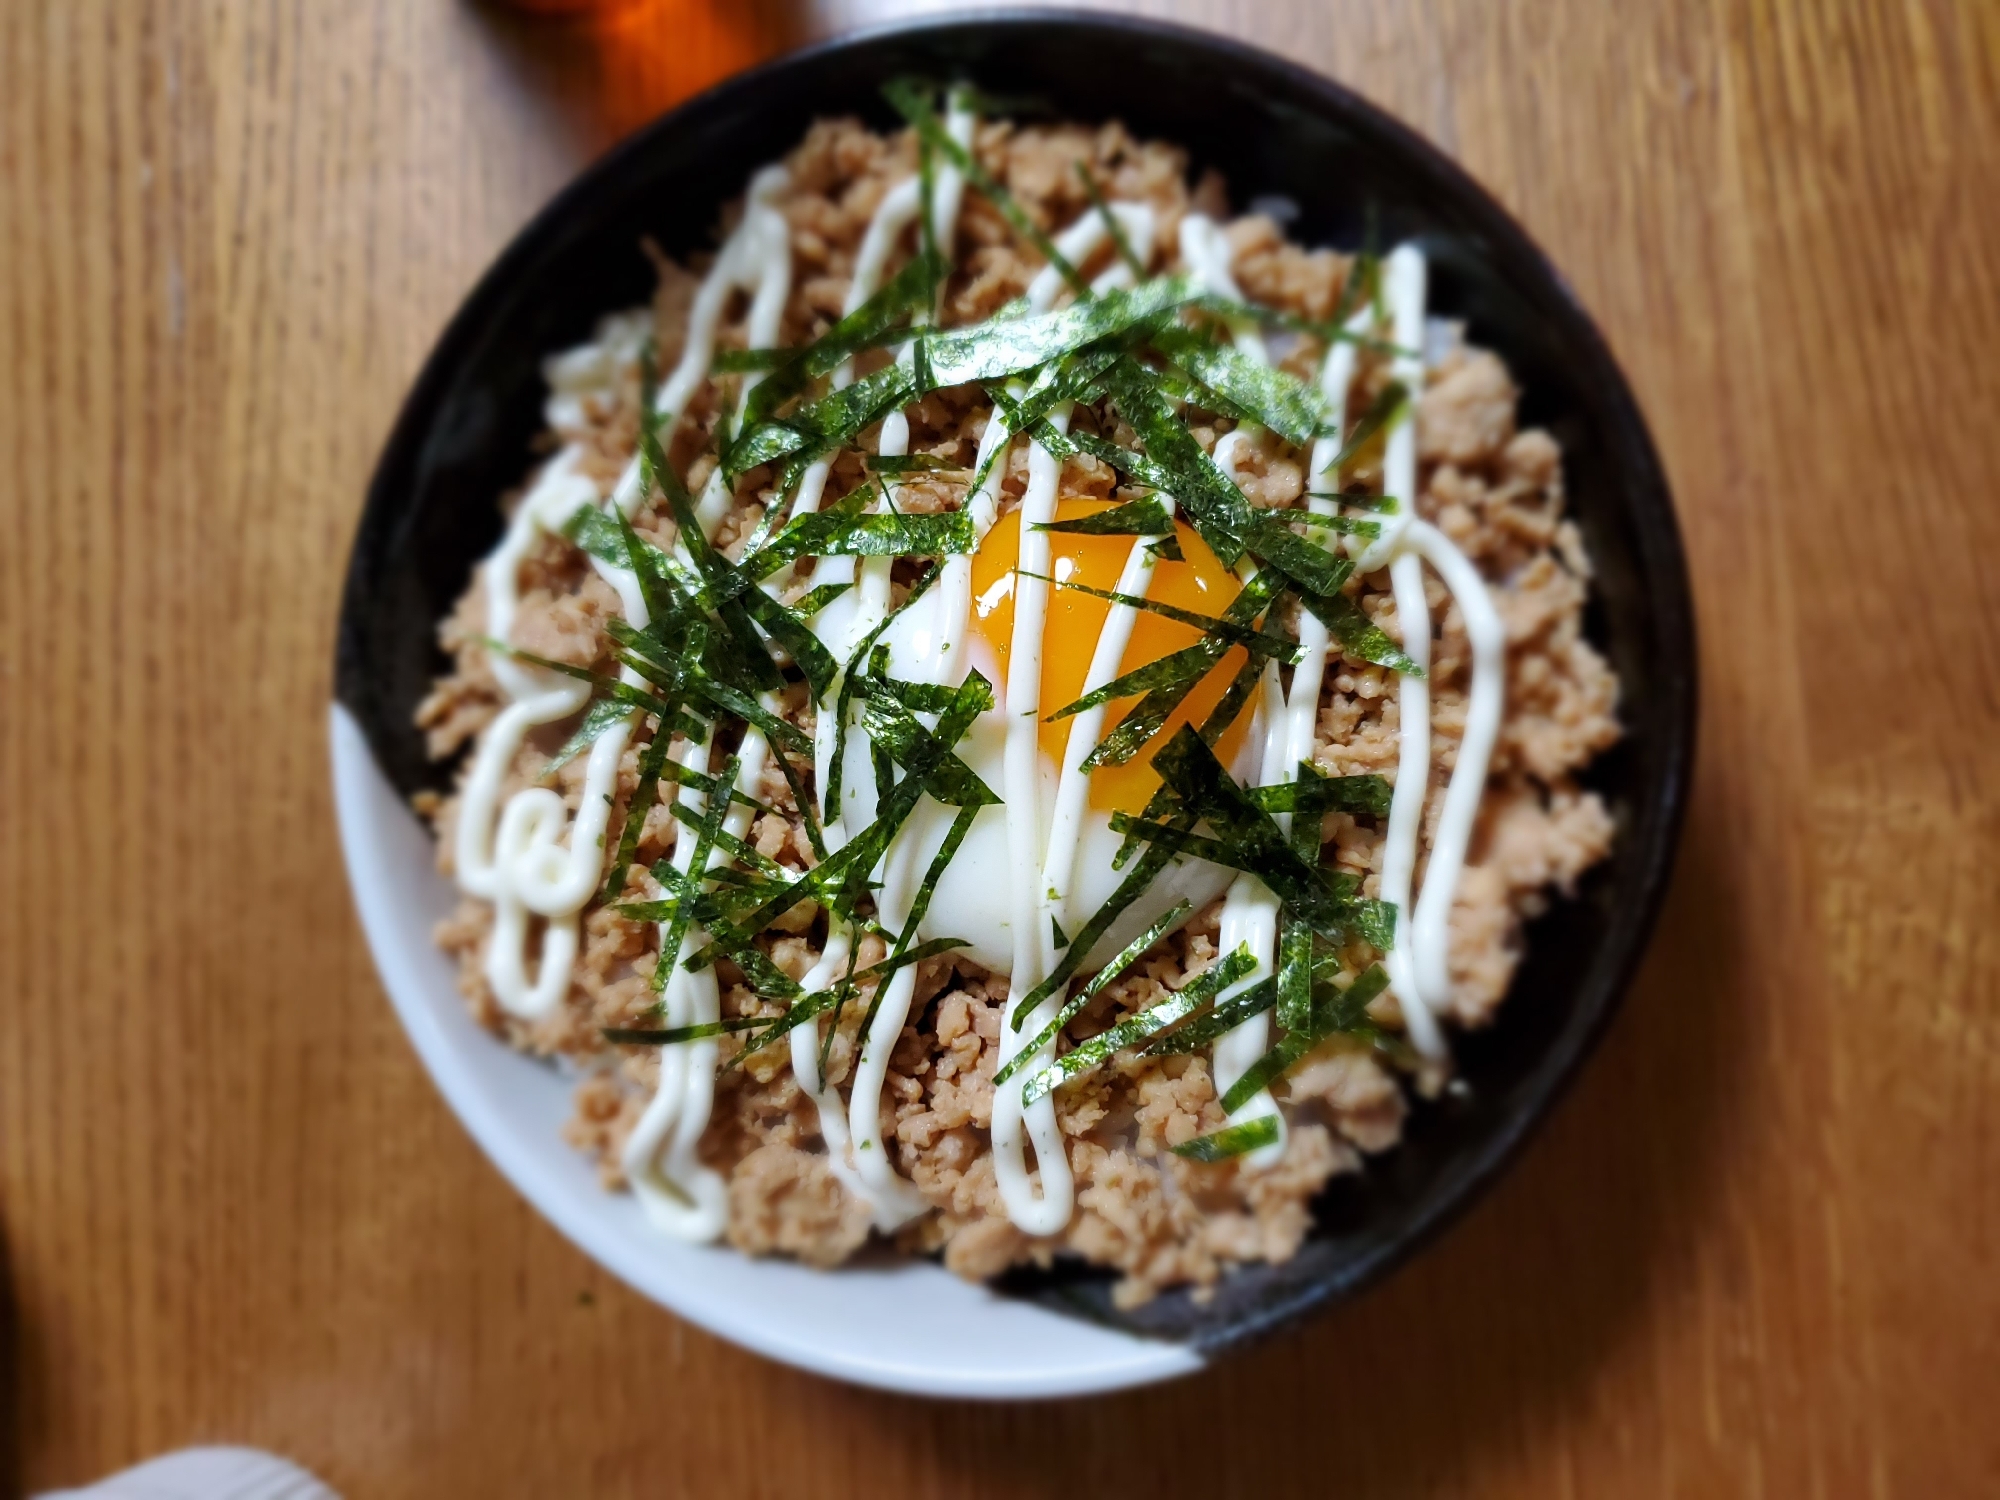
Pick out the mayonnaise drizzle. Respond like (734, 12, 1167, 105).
(1207, 431, 1290, 1168)
(458, 167, 793, 1036)
(846, 201, 1166, 1231)
(1180, 214, 1269, 365)
(620, 169, 795, 1239)
(784, 99, 979, 1230)
(1184, 217, 1288, 1167)
(1333, 246, 1506, 1059)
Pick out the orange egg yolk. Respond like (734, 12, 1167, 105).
(969, 498, 1251, 816)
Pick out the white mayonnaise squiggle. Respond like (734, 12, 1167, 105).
(457, 169, 793, 1029)
(1179, 214, 1270, 366)
(819, 195, 1166, 1232)
(984, 402, 1077, 1233)
(961, 207, 1163, 1232)
(1182, 213, 1292, 1168)
(621, 172, 797, 1239)
(771, 98, 980, 1230)
(1207, 432, 1291, 1169)
(1338, 245, 1506, 1059)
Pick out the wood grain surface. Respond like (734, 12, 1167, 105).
(3, 1, 1996, 1495)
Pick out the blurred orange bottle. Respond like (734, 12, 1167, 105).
(490, 0, 633, 14)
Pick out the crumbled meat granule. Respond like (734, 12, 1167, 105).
(725, 1143, 875, 1267)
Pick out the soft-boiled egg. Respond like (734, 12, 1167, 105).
(867, 499, 1255, 977)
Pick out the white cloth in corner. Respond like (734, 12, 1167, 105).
(36, 1447, 338, 1500)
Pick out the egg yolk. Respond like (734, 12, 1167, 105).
(969, 498, 1252, 816)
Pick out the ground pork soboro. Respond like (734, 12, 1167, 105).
(418, 114, 1621, 1306)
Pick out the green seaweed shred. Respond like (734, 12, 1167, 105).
(992, 897, 1192, 1088)
(822, 562, 941, 816)
(604, 1016, 769, 1047)
(1321, 380, 1411, 474)
(1150, 325, 1324, 444)
(547, 698, 635, 775)
(919, 277, 1193, 390)
(1142, 977, 1276, 1057)
(1170, 1114, 1281, 1162)
(1113, 728, 1386, 947)
(1014, 945, 1258, 1102)
(710, 347, 789, 374)
(884, 77, 1087, 295)
(1294, 587, 1424, 676)
(1031, 496, 1174, 539)
(1076, 568, 1285, 770)
(1218, 963, 1390, 1112)
(1075, 161, 1145, 279)
(602, 720, 674, 898)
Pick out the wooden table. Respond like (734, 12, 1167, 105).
(3, 1, 1995, 1494)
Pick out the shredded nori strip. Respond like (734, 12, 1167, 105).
(992, 898, 1192, 1089)
(918, 277, 1194, 390)
(731, 942, 809, 996)
(851, 799, 981, 1050)
(1247, 762, 1393, 820)
(664, 801, 790, 880)
(967, 343, 1123, 497)
(604, 1016, 769, 1047)
(546, 697, 634, 774)
(1320, 380, 1411, 474)
(725, 361, 919, 487)
(1113, 728, 1387, 947)
(849, 935, 969, 988)
(1014, 945, 1258, 1103)
(916, 122, 942, 317)
(651, 753, 739, 992)
(858, 687, 1000, 810)
(693, 669, 991, 973)
(482, 637, 683, 736)
(1022, 567, 1299, 689)
(735, 243, 944, 435)
(1142, 976, 1276, 1057)
(1149, 324, 1324, 444)
(884, 77, 1088, 295)
(1081, 359, 1254, 564)
(1295, 511, 1383, 540)
(561, 502, 640, 570)
(789, 581, 853, 618)
(1293, 587, 1423, 676)
(603, 720, 674, 898)
(1276, 916, 1314, 1034)
(1169, 1114, 1281, 1162)
(640, 419, 844, 702)
(1006, 813, 1194, 1030)
(1241, 513, 1355, 598)
(822, 561, 941, 816)
(1076, 567, 1285, 770)
(1218, 963, 1389, 1112)
(746, 504, 974, 578)
(1031, 496, 1174, 539)
(710, 347, 789, 374)
(1191, 293, 1409, 360)
(1076, 161, 1146, 279)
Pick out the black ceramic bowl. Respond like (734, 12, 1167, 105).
(335, 9, 1693, 1377)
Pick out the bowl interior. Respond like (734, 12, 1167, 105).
(335, 12, 1693, 1385)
